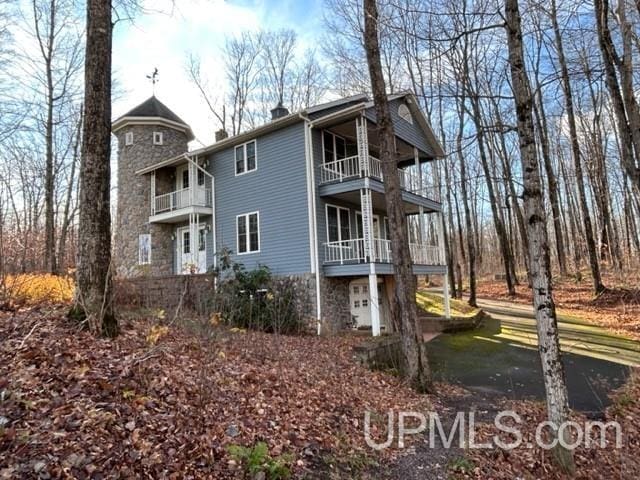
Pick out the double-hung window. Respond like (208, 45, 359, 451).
(235, 140, 257, 175)
(326, 205, 350, 244)
(237, 212, 260, 254)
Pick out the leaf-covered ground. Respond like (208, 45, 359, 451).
(450, 370, 640, 479)
(0, 307, 429, 479)
(476, 274, 640, 340)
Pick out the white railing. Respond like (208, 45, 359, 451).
(323, 238, 443, 265)
(153, 187, 212, 215)
(319, 155, 440, 202)
(319, 155, 360, 183)
(324, 238, 366, 264)
(368, 155, 383, 180)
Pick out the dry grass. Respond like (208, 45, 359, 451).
(1, 274, 74, 308)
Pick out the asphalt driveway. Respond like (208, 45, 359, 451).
(426, 296, 639, 413)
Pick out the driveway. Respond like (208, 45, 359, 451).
(425, 295, 639, 413)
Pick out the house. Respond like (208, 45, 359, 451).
(112, 92, 451, 335)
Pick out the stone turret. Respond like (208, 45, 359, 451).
(112, 96, 194, 277)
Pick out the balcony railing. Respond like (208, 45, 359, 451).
(319, 155, 440, 202)
(323, 238, 442, 265)
(152, 187, 212, 215)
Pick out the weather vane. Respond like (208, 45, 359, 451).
(146, 68, 159, 95)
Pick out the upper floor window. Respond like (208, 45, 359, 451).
(323, 131, 346, 164)
(138, 234, 151, 264)
(237, 211, 260, 254)
(398, 104, 413, 124)
(235, 140, 257, 175)
(153, 131, 164, 145)
(125, 132, 133, 146)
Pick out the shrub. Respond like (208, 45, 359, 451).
(0, 273, 74, 308)
(210, 250, 311, 334)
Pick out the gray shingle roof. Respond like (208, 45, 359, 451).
(118, 96, 189, 127)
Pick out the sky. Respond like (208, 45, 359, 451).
(112, 0, 326, 148)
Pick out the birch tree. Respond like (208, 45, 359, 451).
(505, 0, 574, 471)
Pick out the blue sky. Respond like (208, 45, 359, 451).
(112, 0, 325, 147)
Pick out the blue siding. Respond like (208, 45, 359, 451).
(208, 122, 311, 275)
(365, 98, 435, 157)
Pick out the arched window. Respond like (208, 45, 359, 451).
(398, 103, 413, 124)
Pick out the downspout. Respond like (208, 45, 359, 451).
(302, 116, 322, 335)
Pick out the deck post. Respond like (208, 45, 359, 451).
(369, 273, 381, 336)
(150, 171, 156, 215)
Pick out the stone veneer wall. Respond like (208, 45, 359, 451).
(114, 273, 216, 312)
(114, 125, 188, 278)
(319, 276, 352, 334)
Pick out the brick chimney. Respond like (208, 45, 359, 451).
(215, 129, 228, 142)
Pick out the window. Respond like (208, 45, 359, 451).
(198, 228, 206, 252)
(326, 205, 350, 243)
(182, 231, 191, 254)
(153, 131, 163, 145)
(322, 131, 348, 164)
(362, 299, 368, 307)
(138, 234, 151, 264)
(237, 212, 260, 254)
(398, 103, 413, 124)
(354, 300, 360, 308)
(197, 168, 205, 186)
(353, 286, 359, 294)
(181, 169, 189, 189)
(125, 132, 133, 146)
(235, 140, 257, 175)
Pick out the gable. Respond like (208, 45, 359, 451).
(364, 98, 438, 158)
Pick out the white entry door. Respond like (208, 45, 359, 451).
(178, 225, 207, 274)
(349, 279, 371, 327)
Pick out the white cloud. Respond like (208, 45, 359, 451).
(112, 0, 265, 147)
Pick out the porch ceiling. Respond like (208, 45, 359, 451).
(323, 188, 423, 215)
(326, 120, 417, 164)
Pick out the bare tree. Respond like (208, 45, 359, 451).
(363, 0, 432, 392)
(224, 32, 261, 135)
(505, 0, 574, 472)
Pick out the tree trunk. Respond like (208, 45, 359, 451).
(533, 93, 567, 276)
(457, 97, 477, 307)
(594, 0, 640, 197)
(363, 0, 432, 392)
(551, 0, 604, 294)
(505, 0, 575, 472)
(57, 108, 82, 274)
(73, 0, 116, 337)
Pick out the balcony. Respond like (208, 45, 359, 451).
(319, 155, 440, 203)
(149, 186, 213, 223)
(323, 238, 443, 265)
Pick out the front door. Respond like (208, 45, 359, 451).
(349, 279, 371, 327)
(178, 225, 207, 274)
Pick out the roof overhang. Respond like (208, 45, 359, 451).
(189, 112, 305, 157)
(112, 116, 195, 141)
(309, 103, 367, 128)
(135, 113, 306, 175)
